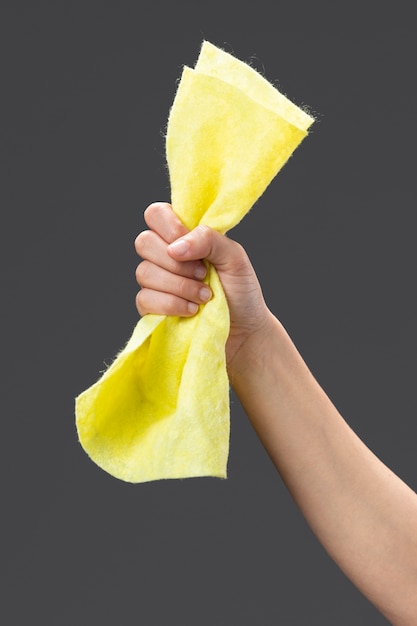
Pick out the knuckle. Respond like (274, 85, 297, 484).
(195, 224, 213, 253)
(135, 290, 147, 314)
(144, 202, 171, 225)
(233, 242, 252, 270)
(165, 295, 190, 317)
(135, 260, 151, 285)
(196, 224, 212, 240)
(176, 276, 190, 298)
(169, 222, 186, 243)
(134, 230, 151, 256)
(165, 295, 179, 315)
(144, 203, 159, 222)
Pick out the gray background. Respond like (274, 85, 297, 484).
(1, 2, 416, 624)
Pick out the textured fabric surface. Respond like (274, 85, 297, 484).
(75, 41, 314, 483)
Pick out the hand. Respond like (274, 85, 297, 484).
(134, 202, 274, 369)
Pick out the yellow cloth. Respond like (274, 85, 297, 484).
(75, 41, 314, 483)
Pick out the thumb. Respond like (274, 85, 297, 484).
(168, 225, 247, 273)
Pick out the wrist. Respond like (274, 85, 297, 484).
(227, 310, 286, 384)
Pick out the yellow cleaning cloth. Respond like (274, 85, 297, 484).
(75, 41, 314, 483)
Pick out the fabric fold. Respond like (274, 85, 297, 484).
(75, 40, 314, 483)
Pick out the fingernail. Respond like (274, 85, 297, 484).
(188, 302, 199, 314)
(194, 264, 206, 279)
(199, 286, 212, 302)
(169, 239, 189, 256)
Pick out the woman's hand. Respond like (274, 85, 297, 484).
(134, 202, 274, 369)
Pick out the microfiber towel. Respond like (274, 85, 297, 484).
(75, 41, 314, 483)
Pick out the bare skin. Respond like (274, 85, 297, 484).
(135, 201, 417, 625)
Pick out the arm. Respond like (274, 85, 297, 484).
(231, 316, 417, 625)
(135, 202, 417, 625)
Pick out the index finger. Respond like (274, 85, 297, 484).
(144, 202, 190, 244)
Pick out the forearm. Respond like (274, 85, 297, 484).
(229, 312, 417, 625)
(135, 207, 417, 622)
